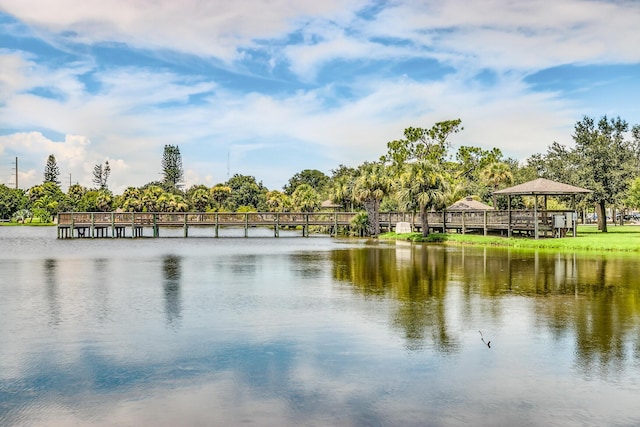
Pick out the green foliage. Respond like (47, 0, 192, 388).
(210, 185, 232, 210)
(283, 169, 329, 196)
(28, 182, 70, 219)
(626, 177, 640, 209)
(397, 160, 448, 237)
(265, 190, 291, 212)
(573, 115, 636, 231)
(0, 184, 27, 219)
(161, 145, 184, 188)
(78, 189, 113, 212)
(226, 174, 267, 211)
(32, 207, 53, 223)
(352, 162, 393, 236)
(381, 119, 463, 168)
(116, 187, 143, 212)
(186, 185, 211, 211)
(480, 161, 513, 208)
(43, 154, 60, 184)
(291, 184, 320, 212)
(349, 211, 369, 237)
(11, 208, 32, 223)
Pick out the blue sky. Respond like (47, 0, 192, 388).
(1, 0, 639, 192)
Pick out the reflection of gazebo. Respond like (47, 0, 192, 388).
(493, 178, 592, 238)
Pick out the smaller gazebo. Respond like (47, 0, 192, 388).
(493, 178, 592, 238)
(321, 199, 342, 211)
(448, 196, 494, 211)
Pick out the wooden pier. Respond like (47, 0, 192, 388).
(57, 209, 578, 239)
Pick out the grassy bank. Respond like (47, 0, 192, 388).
(381, 225, 640, 252)
(0, 220, 55, 226)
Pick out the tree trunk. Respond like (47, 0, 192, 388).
(598, 200, 607, 232)
(363, 199, 380, 236)
(420, 205, 429, 237)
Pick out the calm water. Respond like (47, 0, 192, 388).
(1, 227, 639, 426)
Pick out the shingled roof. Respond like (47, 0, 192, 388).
(448, 196, 494, 210)
(493, 178, 592, 196)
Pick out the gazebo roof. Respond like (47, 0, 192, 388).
(321, 199, 342, 209)
(493, 178, 592, 196)
(448, 197, 494, 210)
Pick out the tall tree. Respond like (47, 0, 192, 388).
(92, 160, 111, 190)
(291, 184, 320, 212)
(480, 162, 513, 208)
(161, 145, 184, 188)
(382, 119, 463, 169)
(226, 174, 267, 211)
(573, 116, 635, 232)
(397, 160, 448, 237)
(283, 169, 329, 195)
(43, 154, 60, 185)
(352, 162, 393, 236)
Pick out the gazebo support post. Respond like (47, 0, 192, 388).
(534, 195, 539, 239)
(507, 196, 512, 238)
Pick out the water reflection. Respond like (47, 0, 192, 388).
(43, 258, 60, 327)
(162, 255, 182, 327)
(92, 258, 110, 323)
(334, 244, 640, 373)
(333, 245, 458, 352)
(2, 229, 640, 426)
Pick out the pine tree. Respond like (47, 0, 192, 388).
(93, 161, 111, 189)
(161, 145, 184, 188)
(43, 154, 60, 185)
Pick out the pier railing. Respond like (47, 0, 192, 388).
(57, 209, 577, 238)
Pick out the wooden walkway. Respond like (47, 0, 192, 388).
(56, 210, 577, 239)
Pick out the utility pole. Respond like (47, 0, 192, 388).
(10, 156, 18, 189)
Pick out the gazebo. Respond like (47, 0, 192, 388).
(493, 178, 592, 238)
(448, 196, 494, 210)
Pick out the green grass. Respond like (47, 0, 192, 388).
(0, 220, 55, 226)
(380, 225, 640, 252)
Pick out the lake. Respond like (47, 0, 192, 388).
(1, 227, 639, 426)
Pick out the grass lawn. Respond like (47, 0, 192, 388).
(381, 225, 640, 252)
(0, 220, 55, 226)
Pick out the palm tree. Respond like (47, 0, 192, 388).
(291, 184, 320, 212)
(189, 187, 211, 211)
(481, 162, 513, 208)
(397, 160, 448, 237)
(210, 185, 231, 211)
(118, 187, 143, 212)
(352, 163, 393, 236)
(266, 190, 291, 212)
(328, 174, 354, 211)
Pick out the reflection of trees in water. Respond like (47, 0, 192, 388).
(43, 258, 60, 327)
(463, 249, 640, 375)
(334, 245, 640, 369)
(163, 255, 182, 327)
(332, 245, 458, 353)
(289, 253, 328, 279)
(92, 258, 110, 323)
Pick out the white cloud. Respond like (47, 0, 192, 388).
(0, 0, 367, 61)
(0, 0, 638, 191)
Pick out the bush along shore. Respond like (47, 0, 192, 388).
(380, 225, 640, 252)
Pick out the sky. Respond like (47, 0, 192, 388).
(0, 0, 639, 193)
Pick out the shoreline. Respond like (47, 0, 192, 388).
(380, 225, 640, 253)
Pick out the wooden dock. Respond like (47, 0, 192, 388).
(56, 209, 578, 239)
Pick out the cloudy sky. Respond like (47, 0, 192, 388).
(1, 0, 639, 192)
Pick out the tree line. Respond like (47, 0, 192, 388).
(2, 116, 639, 234)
